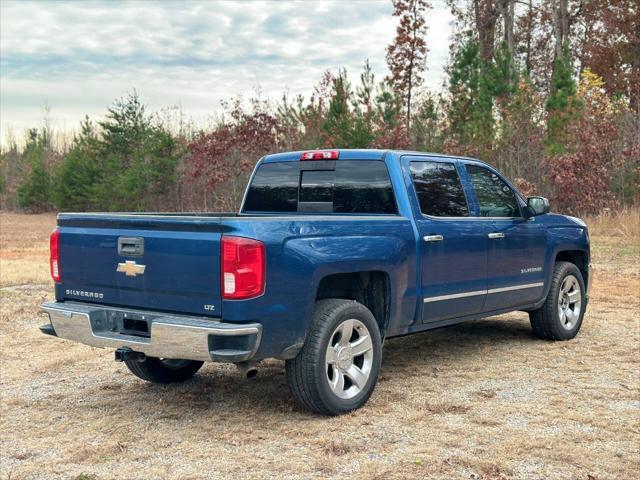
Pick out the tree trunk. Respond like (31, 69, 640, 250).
(474, 0, 499, 61)
(524, 0, 533, 74)
(407, 79, 412, 127)
(501, 0, 515, 54)
(407, 0, 418, 127)
(551, 0, 569, 59)
(631, 20, 640, 115)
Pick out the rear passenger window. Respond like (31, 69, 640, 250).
(466, 165, 520, 217)
(243, 162, 298, 212)
(409, 161, 469, 217)
(333, 161, 396, 214)
(243, 160, 397, 214)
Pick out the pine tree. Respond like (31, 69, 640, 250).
(545, 44, 582, 154)
(94, 92, 180, 210)
(351, 60, 377, 148)
(372, 79, 409, 149)
(323, 70, 355, 147)
(489, 42, 519, 108)
(446, 35, 494, 155)
(16, 129, 51, 211)
(99, 91, 149, 161)
(410, 93, 441, 152)
(51, 117, 101, 211)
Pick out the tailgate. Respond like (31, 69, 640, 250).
(56, 215, 223, 317)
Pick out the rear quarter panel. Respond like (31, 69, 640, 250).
(220, 216, 417, 359)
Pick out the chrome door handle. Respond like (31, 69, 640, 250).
(423, 234, 444, 242)
(488, 232, 505, 239)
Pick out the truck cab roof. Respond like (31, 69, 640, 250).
(261, 148, 491, 168)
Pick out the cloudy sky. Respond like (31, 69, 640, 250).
(0, 0, 452, 144)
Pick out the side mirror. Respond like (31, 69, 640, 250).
(526, 196, 550, 217)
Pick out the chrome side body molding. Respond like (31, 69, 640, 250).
(423, 282, 544, 303)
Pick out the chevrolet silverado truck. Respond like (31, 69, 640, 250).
(40, 149, 591, 415)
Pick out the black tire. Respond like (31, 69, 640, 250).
(124, 357, 204, 383)
(286, 299, 383, 415)
(529, 261, 586, 340)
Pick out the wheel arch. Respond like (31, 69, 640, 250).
(315, 271, 391, 337)
(554, 249, 590, 290)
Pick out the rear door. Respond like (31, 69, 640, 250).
(58, 217, 223, 317)
(405, 157, 490, 323)
(464, 163, 547, 311)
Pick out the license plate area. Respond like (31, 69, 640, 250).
(122, 316, 149, 336)
(91, 309, 153, 338)
(118, 312, 150, 337)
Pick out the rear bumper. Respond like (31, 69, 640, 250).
(40, 302, 262, 363)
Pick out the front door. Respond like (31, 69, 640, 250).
(406, 158, 490, 323)
(464, 164, 547, 311)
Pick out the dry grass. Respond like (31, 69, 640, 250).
(584, 209, 640, 279)
(0, 211, 639, 480)
(586, 208, 640, 239)
(0, 212, 55, 287)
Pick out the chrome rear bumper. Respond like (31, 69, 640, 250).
(40, 302, 261, 363)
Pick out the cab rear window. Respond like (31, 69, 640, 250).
(243, 161, 397, 214)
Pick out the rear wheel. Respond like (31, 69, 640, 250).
(529, 261, 586, 340)
(124, 357, 203, 383)
(286, 299, 382, 415)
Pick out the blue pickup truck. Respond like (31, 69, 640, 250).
(41, 149, 590, 415)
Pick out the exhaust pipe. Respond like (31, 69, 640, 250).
(236, 362, 258, 378)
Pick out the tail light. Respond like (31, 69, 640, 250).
(221, 236, 265, 299)
(50, 228, 61, 282)
(300, 150, 339, 160)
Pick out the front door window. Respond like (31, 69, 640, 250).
(466, 164, 520, 218)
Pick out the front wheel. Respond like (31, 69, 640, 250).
(124, 357, 204, 383)
(286, 299, 382, 415)
(529, 261, 586, 340)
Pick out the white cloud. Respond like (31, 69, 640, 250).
(0, 0, 452, 144)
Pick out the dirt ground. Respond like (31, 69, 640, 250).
(0, 211, 638, 480)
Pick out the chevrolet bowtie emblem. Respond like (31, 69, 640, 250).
(116, 260, 146, 277)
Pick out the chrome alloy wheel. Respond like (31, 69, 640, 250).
(325, 319, 374, 399)
(558, 274, 582, 330)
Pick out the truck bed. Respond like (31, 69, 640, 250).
(54, 212, 414, 327)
